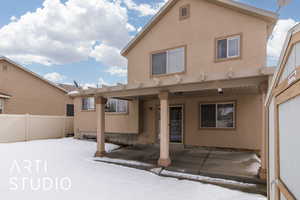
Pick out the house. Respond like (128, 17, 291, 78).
(265, 23, 300, 200)
(69, 0, 277, 177)
(0, 56, 73, 116)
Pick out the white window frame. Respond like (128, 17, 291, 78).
(280, 41, 300, 83)
(217, 35, 241, 60)
(227, 36, 240, 58)
(152, 46, 185, 75)
(81, 97, 95, 111)
(0, 99, 4, 114)
(200, 102, 236, 129)
(106, 98, 128, 114)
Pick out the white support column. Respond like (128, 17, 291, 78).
(95, 96, 107, 157)
(158, 91, 171, 167)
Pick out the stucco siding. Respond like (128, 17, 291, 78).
(0, 60, 72, 115)
(127, 0, 268, 85)
(74, 93, 263, 150)
(74, 97, 140, 137)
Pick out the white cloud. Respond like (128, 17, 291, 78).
(124, 0, 167, 16)
(0, 0, 132, 66)
(90, 44, 127, 67)
(267, 19, 298, 63)
(81, 77, 111, 90)
(126, 23, 136, 32)
(44, 72, 66, 82)
(10, 16, 17, 21)
(137, 27, 142, 32)
(106, 66, 127, 77)
(98, 77, 111, 86)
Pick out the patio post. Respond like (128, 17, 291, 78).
(259, 82, 268, 180)
(158, 91, 171, 167)
(95, 96, 107, 157)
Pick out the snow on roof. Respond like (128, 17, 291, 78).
(0, 92, 11, 99)
(68, 90, 80, 95)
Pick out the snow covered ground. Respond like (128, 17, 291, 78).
(0, 138, 266, 200)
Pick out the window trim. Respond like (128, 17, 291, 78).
(0, 99, 4, 114)
(81, 96, 96, 112)
(105, 98, 129, 115)
(150, 45, 187, 78)
(179, 4, 190, 20)
(215, 33, 242, 63)
(198, 101, 237, 130)
(279, 41, 300, 84)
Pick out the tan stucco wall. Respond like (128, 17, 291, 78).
(75, 92, 263, 150)
(126, 0, 268, 85)
(137, 93, 263, 150)
(73, 97, 140, 136)
(0, 60, 72, 115)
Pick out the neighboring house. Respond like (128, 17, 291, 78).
(58, 83, 79, 92)
(0, 56, 73, 116)
(266, 23, 300, 200)
(70, 0, 277, 176)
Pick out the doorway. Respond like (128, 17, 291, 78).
(156, 105, 184, 144)
(169, 105, 183, 143)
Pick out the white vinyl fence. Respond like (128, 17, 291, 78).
(0, 114, 74, 143)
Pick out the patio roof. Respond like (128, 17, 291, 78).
(69, 67, 275, 99)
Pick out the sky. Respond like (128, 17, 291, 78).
(0, 0, 299, 88)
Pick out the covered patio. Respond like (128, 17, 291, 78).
(95, 144, 262, 181)
(69, 71, 274, 182)
(93, 144, 266, 195)
(91, 76, 268, 169)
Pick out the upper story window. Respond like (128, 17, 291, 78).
(179, 4, 190, 20)
(82, 97, 95, 111)
(280, 41, 300, 83)
(200, 102, 235, 129)
(216, 34, 241, 61)
(0, 99, 4, 114)
(106, 99, 128, 113)
(151, 47, 185, 76)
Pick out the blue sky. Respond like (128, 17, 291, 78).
(0, 0, 299, 88)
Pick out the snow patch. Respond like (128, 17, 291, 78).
(68, 90, 79, 95)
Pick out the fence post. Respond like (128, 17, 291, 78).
(25, 114, 30, 141)
(62, 117, 66, 138)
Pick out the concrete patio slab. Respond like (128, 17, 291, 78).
(94, 144, 266, 195)
(102, 145, 263, 182)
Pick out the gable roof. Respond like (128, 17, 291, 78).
(265, 23, 300, 106)
(0, 56, 68, 93)
(121, 0, 278, 56)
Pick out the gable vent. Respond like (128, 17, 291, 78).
(179, 4, 190, 20)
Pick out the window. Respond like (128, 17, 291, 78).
(280, 42, 300, 83)
(0, 99, 4, 114)
(82, 97, 95, 111)
(66, 104, 74, 116)
(152, 47, 185, 75)
(217, 35, 240, 60)
(179, 4, 190, 20)
(106, 99, 128, 113)
(200, 102, 235, 128)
